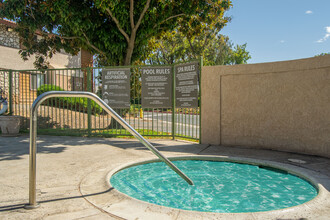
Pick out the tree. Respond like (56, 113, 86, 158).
(315, 52, 330, 57)
(227, 43, 251, 65)
(143, 0, 250, 66)
(146, 31, 187, 65)
(0, 0, 232, 67)
(145, 32, 251, 66)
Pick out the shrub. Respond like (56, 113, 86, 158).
(37, 84, 64, 96)
(37, 84, 103, 115)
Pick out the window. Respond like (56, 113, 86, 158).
(72, 76, 84, 91)
(30, 74, 45, 90)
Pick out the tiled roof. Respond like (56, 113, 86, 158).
(0, 18, 43, 35)
(0, 19, 17, 27)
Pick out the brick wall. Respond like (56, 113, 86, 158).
(81, 49, 93, 91)
(81, 49, 93, 67)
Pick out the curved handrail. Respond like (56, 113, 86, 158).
(25, 91, 193, 209)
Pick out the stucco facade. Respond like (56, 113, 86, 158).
(0, 19, 87, 70)
(0, 44, 83, 70)
(0, 19, 93, 104)
(201, 55, 330, 158)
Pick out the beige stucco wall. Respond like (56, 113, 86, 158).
(0, 45, 81, 70)
(201, 55, 330, 158)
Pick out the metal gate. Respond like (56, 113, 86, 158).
(0, 61, 201, 142)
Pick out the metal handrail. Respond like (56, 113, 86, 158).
(25, 91, 193, 209)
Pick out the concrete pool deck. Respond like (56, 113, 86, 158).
(0, 135, 329, 219)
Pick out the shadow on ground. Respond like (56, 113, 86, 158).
(0, 188, 114, 212)
(1, 135, 329, 191)
(0, 134, 202, 162)
(0, 136, 66, 161)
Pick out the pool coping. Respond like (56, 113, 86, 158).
(80, 155, 330, 219)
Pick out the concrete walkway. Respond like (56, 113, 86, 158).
(0, 135, 329, 219)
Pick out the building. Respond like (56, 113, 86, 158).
(0, 19, 93, 103)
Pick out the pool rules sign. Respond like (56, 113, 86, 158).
(175, 62, 199, 108)
(102, 68, 130, 108)
(141, 66, 173, 108)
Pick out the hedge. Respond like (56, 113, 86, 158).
(37, 84, 103, 115)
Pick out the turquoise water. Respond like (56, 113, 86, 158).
(110, 160, 317, 213)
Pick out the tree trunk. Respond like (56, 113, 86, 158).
(124, 31, 137, 66)
(110, 32, 136, 129)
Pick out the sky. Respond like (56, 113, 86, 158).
(221, 0, 330, 64)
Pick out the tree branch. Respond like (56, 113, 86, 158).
(153, 13, 185, 29)
(203, 29, 217, 49)
(134, 0, 151, 31)
(130, 0, 135, 29)
(170, 41, 177, 55)
(81, 32, 106, 57)
(155, 51, 161, 65)
(57, 35, 79, 40)
(27, 0, 36, 20)
(34, 28, 79, 40)
(187, 37, 197, 59)
(105, 8, 130, 43)
(159, 45, 170, 64)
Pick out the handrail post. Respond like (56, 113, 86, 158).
(24, 101, 39, 209)
(25, 91, 194, 209)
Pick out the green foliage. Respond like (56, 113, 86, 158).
(146, 31, 187, 65)
(99, 129, 169, 137)
(0, 0, 232, 67)
(36, 84, 64, 96)
(143, 0, 238, 66)
(37, 84, 103, 115)
(315, 52, 330, 57)
(146, 31, 251, 66)
(146, 32, 251, 66)
(225, 43, 251, 65)
(143, 0, 249, 66)
(35, 128, 171, 138)
(121, 104, 140, 118)
(130, 66, 142, 104)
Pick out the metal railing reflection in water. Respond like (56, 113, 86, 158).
(25, 91, 194, 209)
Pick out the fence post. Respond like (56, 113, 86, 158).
(199, 57, 203, 144)
(172, 64, 176, 140)
(8, 70, 13, 115)
(87, 68, 92, 137)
